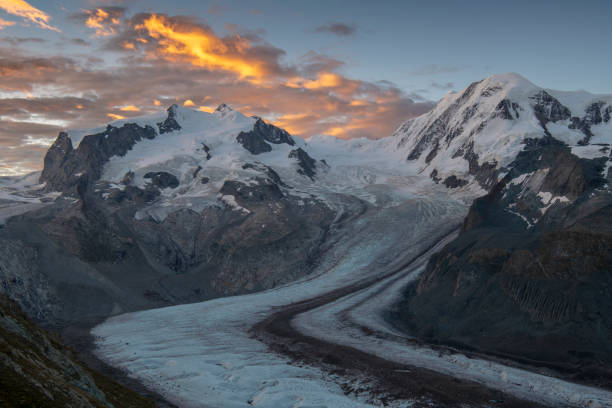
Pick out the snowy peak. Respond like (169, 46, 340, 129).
(393, 73, 612, 190)
(215, 103, 233, 113)
(40, 102, 316, 200)
(157, 104, 182, 134)
(211, 102, 251, 124)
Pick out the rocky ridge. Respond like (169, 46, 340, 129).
(391, 133, 612, 385)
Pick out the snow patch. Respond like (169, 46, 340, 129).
(219, 194, 250, 214)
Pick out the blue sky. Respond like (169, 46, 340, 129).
(8, 0, 612, 97)
(1, 0, 611, 174)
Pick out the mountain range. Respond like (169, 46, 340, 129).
(0, 73, 610, 407)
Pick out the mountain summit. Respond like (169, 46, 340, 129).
(392, 73, 611, 189)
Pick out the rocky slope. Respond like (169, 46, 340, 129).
(391, 128, 612, 385)
(0, 293, 158, 407)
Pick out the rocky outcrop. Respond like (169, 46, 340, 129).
(568, 101, 609, 145)
(0, 294, 156, 407)
(40, 123, 156, 194)
(493, 99, 522, 120)
(40, 132, 73, 186)
(442, 175, 468, 188)
(288, 148, 317, 179)
(529, 90, 571, 126)
(143, 171, 179, 189)
(236, 118, 295, 154)
(241, 162, 286, 187)
(157, 104, 181, 134)
(391, 138, 612, 380)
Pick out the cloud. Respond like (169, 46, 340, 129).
(0, 12, 433, 175)
(102, 13, 291, 83)
(314, 22, 357, 37)
(0, 35, 43, 44)
(0, 118, 62, 175)
(0, 0, 60, 31)
(70, 38, 89, 46)
(297, 51, 345, 77)
(409, 64, 469, 76)
(0, 15, 15, 28)
(0, 96, 93, 121)
(0, 52, 74, 92)
(119, 105, 140, 111)
(430, 81, 454, 90)
(71, 6, 124, 37)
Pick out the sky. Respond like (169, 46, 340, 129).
(1, 0, 611, 176)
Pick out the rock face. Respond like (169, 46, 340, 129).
(0, 294, 156, 407)
(288, 147, 317, 179)
(157, 104, 182, 134)
(236, 118, 295, 154)
(143, 171, 179, 189)
(530, 90, 571, 125)
(40, 123, 156, 194)
(391, 137, 612, 381)
(1, 184, 333, 326)
(1, 194, 333, 327)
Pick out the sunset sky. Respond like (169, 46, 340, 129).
(1, 0, 611, 175)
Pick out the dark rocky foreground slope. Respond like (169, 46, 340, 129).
(0, 293, 161, 407)
(391, 137, 612, 385)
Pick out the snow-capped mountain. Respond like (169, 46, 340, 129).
(392, 73, 611, 189)
(1, 73, 611, 408)
(389, 76, 612, 388)
(35, 73, 612, 211)
(1, 72, 611, 328)
(2, 100, 448, 325)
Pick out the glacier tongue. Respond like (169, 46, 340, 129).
(93, 193, 468, 408)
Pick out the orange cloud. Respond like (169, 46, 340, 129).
(286, 73, 343, 90)
(84, 7, 122, 36)
(183, 99, 195, 107)
(0, 0, 59, 31)
(349, 99, 369, 107)
(198, 105, 214, 113)
(133, 14, 265, 82)
(107, 113, 125, 120)
(273, 113, 313, 135)
(119, 105, 140, 111)
(0, 16, 15, 28)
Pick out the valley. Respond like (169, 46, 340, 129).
(1, 73, 611, 407)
